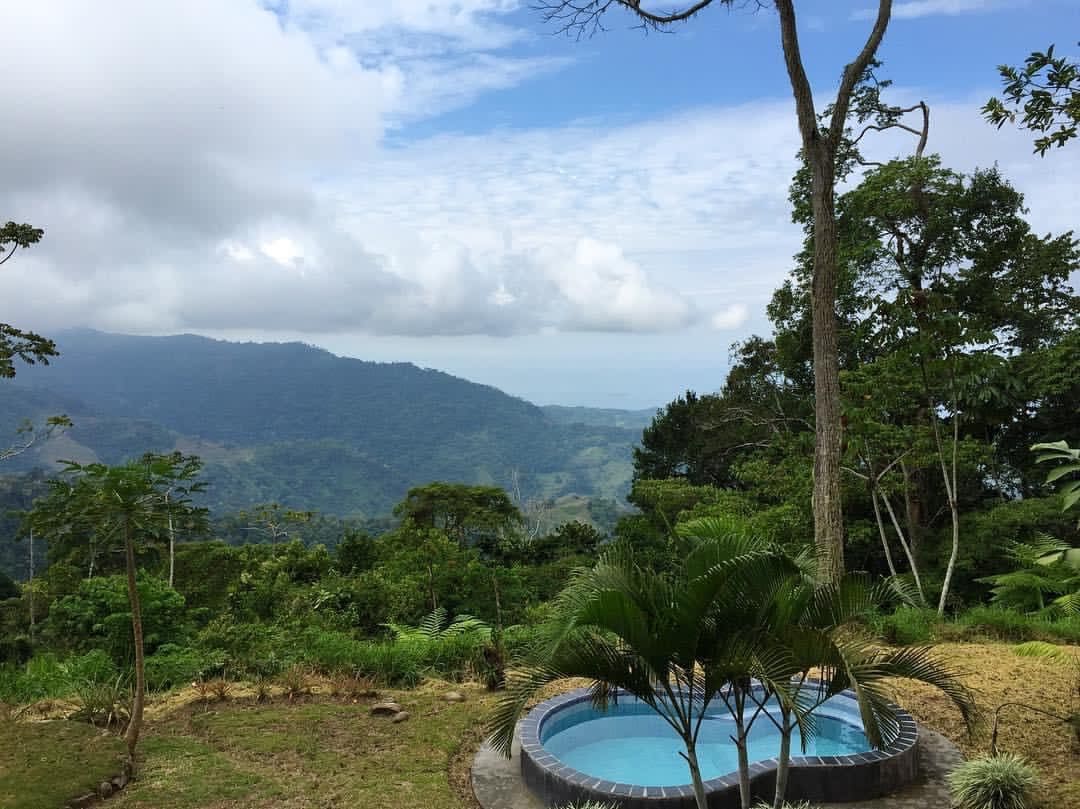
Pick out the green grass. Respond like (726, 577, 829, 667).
(0, 719, 127, 809)
(108, 684, 495, 809)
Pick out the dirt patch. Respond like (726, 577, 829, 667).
(886, 642, 1079, 808)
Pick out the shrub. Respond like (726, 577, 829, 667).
(290, 628, 365, 673)
(145, 644, 228, 691)
(195, 618, 284, 677)
(954, 606, 1080, 643)
(948, 753, 1040, 809)
(353, 642, 423, 688)
(875, 606, 939, 645)
(501, 623, 543, 661)
(46, 575, 187, 663)
(475, 640, 507, 691)
(63, 650, 119, 685)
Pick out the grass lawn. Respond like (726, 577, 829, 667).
(0, 719, 127, 809)
(108, 681, 496, 809)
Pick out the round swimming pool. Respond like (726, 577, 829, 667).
(518, 686, 919, 808)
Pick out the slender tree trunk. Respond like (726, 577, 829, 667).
(773, 710, 794, 809)
(880, 492, 926, 603)
(732, 690, 752, 809)
(28, 527, 35, 635)
(936, 410, 961, 616)
(492, 571, 503, 631)
(166, 492, 176, 588)
(684, 742, 709, 809)
(123, 522, 146, 765)
(870, 490, 899, 579)
(900, 458, 923, 555)
(427, 563, 437, 612)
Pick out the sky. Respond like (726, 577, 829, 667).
(1, 0, 1078, 409)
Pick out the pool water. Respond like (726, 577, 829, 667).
(540, 696, 870, 787)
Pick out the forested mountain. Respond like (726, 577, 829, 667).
(0, 330, 642, 518)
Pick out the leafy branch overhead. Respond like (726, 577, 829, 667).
(984, 43, 1080, 155)
(1033, 441, 1080, 516)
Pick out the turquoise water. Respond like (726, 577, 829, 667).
(540, 697, 870, 787)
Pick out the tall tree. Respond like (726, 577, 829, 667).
(27, 456, 204, 766)
(536, 0, 902, 582)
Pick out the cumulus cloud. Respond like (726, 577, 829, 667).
(711, 304, 750, 331)
(0, 1, 1074, 351)
(854, 0, 1019, 20)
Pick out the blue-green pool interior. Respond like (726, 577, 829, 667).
(539, 694, 871, 787)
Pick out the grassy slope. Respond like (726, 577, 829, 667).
(2, 645, 1076, 808)
(0, 719, 127, 809)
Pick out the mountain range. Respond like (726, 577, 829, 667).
(0, 330, 656, 519)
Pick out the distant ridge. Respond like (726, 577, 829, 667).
(0, 330, 646, 518)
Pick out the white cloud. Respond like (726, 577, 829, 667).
(0, 1, 1074, 357)
(711, 304, 750, 331)
(854, 0, 1018, 20)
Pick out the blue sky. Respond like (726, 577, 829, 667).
(2, 1, 1078, 409)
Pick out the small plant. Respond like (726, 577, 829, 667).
(207, 677, 232, 701)
(70, 675, 132, 730)
(253, 675, 274, 704)
(1012, 641, 1066, 661)
(327, 671, 377, 701)
(278, 664, 313, 702)
(474, 640, 506, 691)
(948, 753, 1040, 809)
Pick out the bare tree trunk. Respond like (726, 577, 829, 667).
(935, 410, 961, 616)
(900, 458, 923, 555)
(870, 491, 899, 579)
(28, 527, 35, 635)
(123, 522, 145, 766)
(492, 571, 503, 631)
(774, 0, 893, 584)
(880, 492, 926, 603)
(167, 508, 175, 588)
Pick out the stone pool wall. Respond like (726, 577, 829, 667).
(517, 687, 920, 809)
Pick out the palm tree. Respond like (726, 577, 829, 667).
(491, 517, 978, 809)
(489, 517, 801, 809)
(677, 518, 978, 809)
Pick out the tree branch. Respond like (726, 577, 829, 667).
(829, 0, 893, 151)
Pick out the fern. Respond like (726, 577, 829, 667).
(1012, 641, 1066, 661)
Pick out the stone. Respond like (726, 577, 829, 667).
(99, 780, 114, 798)
(391, 710, 410, 723)
(370, 702, 403, 716)
(444, 691, 466, 702)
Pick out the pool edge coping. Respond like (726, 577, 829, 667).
(518, 683, 919, 806)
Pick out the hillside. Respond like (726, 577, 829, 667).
(0, 330, 645, 518)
